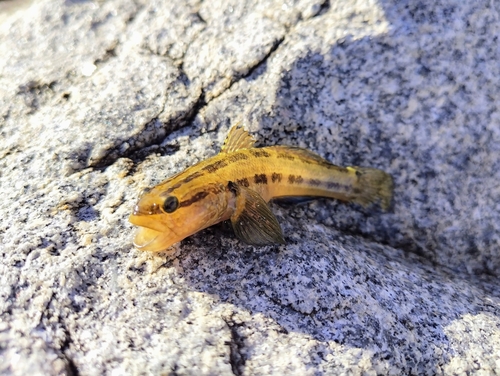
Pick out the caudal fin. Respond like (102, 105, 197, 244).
(351, 167, 393, 210)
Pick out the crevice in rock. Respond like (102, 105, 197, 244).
(63, 353, 79, 376)
(61, 325, 79, 376)
(80, 1, 328, 171)
(315, 0, 331, 17)
(222, 315, 246, 376)
(86, 89, 205, 171)
(93, 43, 118, 66)
(193, 10, 207, 25)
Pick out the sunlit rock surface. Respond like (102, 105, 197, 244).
(1, 0, 499, 374)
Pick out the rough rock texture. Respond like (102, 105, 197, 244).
(1, 0, 499, 375)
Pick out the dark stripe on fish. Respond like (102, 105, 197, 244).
(227, 153, 249, 163)
(203, 153, 250, 175)
(309, 179, 321, 186)
(236, 178, 250, 187)
(179, 191, 210, 208)
(288, 175, 303, 184)
(165, 182, 182, 194)
(254, 174, 268, 184)
(277, 153, 295, 161)
(164, 171, 205, 194)
(249, 149, 271, 158)
(274, 146, 346, 171)
(326, 181, 351, 192)
(183, 171, 204, 183)
(203, 160, 228, 173)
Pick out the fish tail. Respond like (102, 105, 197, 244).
(351, 167, 393, 210)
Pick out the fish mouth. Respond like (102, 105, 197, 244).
(132, 226, 179, 252)
(129, 213, 180, 252)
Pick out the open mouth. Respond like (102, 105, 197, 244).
(133, 226, 178, 252)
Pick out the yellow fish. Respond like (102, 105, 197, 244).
(129, 125, 393, 252)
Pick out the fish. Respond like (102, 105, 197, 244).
(129, 125, 393, 252)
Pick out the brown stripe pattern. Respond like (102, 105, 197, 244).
(277, 153, 295, 161)
(227, 153, 249, 163)
(163, 147, 352, 200)
(271, 172, 282, 183)
(236, 178, 250, 187)
(254, 174, 268, 184)
(179, 191, 210, 207)
(249, 149, 271, 158)
(288, 175, 303, 184)
(203, 160, 228, 173)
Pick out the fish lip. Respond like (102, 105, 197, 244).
(129, 213, 166, 233)
(133, 227, 160, 249)
(129, 213, 181, 252)
(133, 226, 178, 252)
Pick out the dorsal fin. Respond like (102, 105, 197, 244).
(220, 123, 256, 153)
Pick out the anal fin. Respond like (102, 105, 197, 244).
(228, 182, 285, 246)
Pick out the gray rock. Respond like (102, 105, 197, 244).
(1, 0, 499, 375)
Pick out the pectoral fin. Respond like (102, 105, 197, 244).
(228, 182, 285, 246)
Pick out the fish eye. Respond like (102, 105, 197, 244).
(162, 196, 179, 213)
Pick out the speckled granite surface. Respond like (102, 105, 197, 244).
(1, 0, 500, 374)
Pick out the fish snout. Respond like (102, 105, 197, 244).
(132, 226, 180, 252)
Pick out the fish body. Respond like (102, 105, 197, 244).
(129, 126, 393, 252)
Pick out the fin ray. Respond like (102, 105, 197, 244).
(229, 182, 285, 246)
(351, 167, 393, 210)
(221, 123, 256, 153)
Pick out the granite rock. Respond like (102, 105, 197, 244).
(1, 0, 499, 375)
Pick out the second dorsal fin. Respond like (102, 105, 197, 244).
(220, 123, 256, 153)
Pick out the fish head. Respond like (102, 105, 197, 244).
(129, 183, 228, 252)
